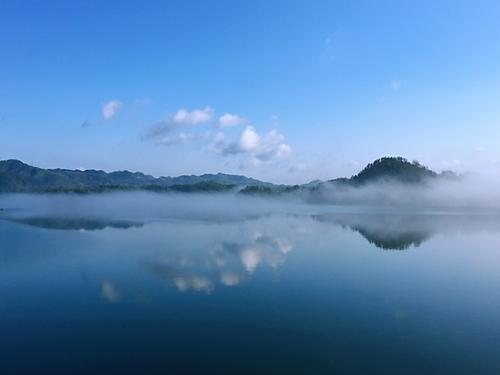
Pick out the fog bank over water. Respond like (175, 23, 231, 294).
(0, 192, 294, 222)
(313, 175, 500, 211)
(3, 175, 500, 225)
(3, 192, 500, 254)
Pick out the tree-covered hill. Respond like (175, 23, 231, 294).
(0, 159, 273, 193)
(350, 157, 437, 185)
(327, 157, 456, 186)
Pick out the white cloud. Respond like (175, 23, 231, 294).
(218, 113, 244, 127)
(255, 145, 291, 162)
(238, 126, 261, 152)
(144, 109, 293, 169)
(101, 100, 123, 120)
(172, 106, 213, 126)
(144, 106, 213, 146)
(214, 126, 292, 163)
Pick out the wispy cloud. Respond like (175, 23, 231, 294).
(157, 132, 200, 146)
(143, 106, 213, 146)
(172, 106, 213, 126)
(143, 106, 293, 171)
(218, 113, 244, 127)
(101, 100, 123, 120)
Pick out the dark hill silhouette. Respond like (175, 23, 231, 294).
(350, 157, 437, 184)
(323, 157, 458, 188)
(0, 159, 273, 193)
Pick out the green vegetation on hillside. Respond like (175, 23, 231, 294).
(0, 157, 458, 195)
(0, 159, 270, 193)
(350, 157, 437, 185)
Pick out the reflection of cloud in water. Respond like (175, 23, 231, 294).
(149, 259, 214, 293)
(219, 272, 241, 286)
(101, 280, 122, 303)
(149, 226, 294, 293)
(174, 276, 213, 293)
(240, 247, 261, 273)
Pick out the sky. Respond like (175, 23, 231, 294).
(1, 0, 500, 184)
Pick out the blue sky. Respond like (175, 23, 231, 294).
(1, 0, 500, 183)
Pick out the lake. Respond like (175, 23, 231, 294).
(1, 193, 500, 374)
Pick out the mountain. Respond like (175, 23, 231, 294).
(0, 159, 274, 193)
(0, 157, 457, 194)
(327, 157, 456, 186)
(349, 157, 437, 184)
(240, 157, 458, 198)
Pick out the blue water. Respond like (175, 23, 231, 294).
(1, 193, 500, 374)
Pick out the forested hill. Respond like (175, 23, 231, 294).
(240, 157, 458, 195)
(330, 157, 455, 186)
(0, 159, 273, 193)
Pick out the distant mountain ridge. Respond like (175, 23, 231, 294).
(0, 157, 457, 194)
(0, 159, 274, 193)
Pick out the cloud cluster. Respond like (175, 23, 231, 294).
(172, 106, 213, 126)
(213, 126, 292, 163)
(148, 219, 295, 293)
(143, 106, 213, 144)
(101, 100, 123, 120)
(142, 105, 293, 168)
(218, 113, 244, 127)
(158, 132, 200, 146)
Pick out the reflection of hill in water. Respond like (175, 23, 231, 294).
(8, 217, 144, 231)
(351, 226, 429, 250)
(314, 213, 500, 250)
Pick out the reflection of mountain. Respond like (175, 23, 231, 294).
(351, 225, 430, 250)
(315, 213, 500, 250)
(7, 217, 144, 231)
(314, 213, 435, 250)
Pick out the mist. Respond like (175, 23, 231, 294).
(309, 175, 500, 211)
(0, 179, 498, 226)
(0, 192, 301, 223)
(2, 173, 500, 226)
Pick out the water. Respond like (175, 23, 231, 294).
(1, 193, 500, 374)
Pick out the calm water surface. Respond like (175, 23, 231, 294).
(1, 193, 500, 374)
